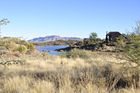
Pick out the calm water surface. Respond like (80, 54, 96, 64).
(35, 46, 68, 55)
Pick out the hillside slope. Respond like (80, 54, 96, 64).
(28, 35, 82, 42)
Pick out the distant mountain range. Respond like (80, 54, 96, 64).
(28, 35, 82, 42)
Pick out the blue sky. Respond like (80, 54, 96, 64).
(0, 0, 140, 40)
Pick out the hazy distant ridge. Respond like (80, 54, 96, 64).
(28, 35, 82, 42)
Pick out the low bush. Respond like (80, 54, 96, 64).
(66, 48, 92, 59)
(18, 45, 27, 53)
(27, 43, 35, 51)
(0, 37, 36, 54)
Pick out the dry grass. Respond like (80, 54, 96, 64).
(0, 52, 139, 93)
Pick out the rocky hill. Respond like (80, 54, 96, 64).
(28, 35, 82, 42)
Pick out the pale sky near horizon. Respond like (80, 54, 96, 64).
(0, 0, 140, 40)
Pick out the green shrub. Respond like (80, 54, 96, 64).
(66, 48, 92, 59)
(115, 35, 126, 51)
(18, 45, 27, 53)
(89, 32, 97, 43)
(124, 22, 140, 66)
(84, 40, 91, 46)
(27, 43, 35, 51)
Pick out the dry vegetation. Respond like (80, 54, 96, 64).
(0, 36, 139, 93)
(0, 37, 34, 55)
(0, 50, 139, 93)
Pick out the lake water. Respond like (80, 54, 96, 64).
(35, 46, 68, 55)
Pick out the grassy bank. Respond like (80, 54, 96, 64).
(0, 49, 139, 93)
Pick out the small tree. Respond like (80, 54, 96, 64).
(89, 32, 97, 43)
(0, 19, 10, 37)
(0, 19, 9, 25)
(123, 29, 140, 88)
(124, 21, 140, 66)
(135, 21, 140, 35)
